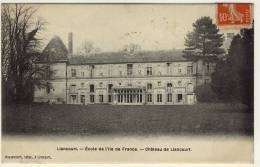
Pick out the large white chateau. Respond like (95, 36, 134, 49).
(34, 34, 217, 105)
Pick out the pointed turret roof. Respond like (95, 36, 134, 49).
(39, 36, 68, 62)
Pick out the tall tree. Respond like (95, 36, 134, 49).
(120, 43, 141, 54)
(1, 4, 47, 104)
(183, 16, 225, 84)
(211, 26, 254, 108)
(76, 40, 101, 56)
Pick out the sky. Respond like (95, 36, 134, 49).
(34, 4, 239, 52)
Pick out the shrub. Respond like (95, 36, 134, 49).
(195, 84, 219, 102)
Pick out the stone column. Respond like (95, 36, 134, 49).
(142, 89, 146, 104)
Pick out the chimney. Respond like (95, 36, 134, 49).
(68, 32, 73, 56)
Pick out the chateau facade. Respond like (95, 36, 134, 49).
(34, 35, 216, 105)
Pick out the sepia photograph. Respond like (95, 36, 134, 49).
(1, 3, 254, 164)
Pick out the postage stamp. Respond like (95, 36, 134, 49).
(217, 3, 252, 26)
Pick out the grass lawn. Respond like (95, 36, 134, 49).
(2, 103, 253, 136)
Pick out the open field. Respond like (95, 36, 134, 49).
(2, 103, 253, 136)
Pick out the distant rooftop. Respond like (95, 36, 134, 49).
(69, 50, 187, 65)
(39, 35, 191, 64)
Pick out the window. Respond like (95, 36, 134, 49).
(177, 94, 183, 102)
(210, 64, 216, 73)
(167, 63, 171, 74)
(45, 65, 51, 79)
(46, 82, 51, 94)
(90, 84, 95, 92)
(81, 83, 85, 88)
(158, 81, 161, 86)
(80, 95, 85, 104)
(100, 72, 103, 76)
(108, 95, 112, 103)
(206, 63, 210, 73)
(118, 94, 123, 103)
(90, 65, 94, 78)
(167, 93, 172, 102)
(137, 90, 143, 103)
(147, 94, 153, 102)
(99, 82, 103, 87)
(119, 71, 122, 76)
(167, 83, 172, 91)
(71, 69, 76, 77)
(81, 72, 84, 77)
(70, 95, 77, 104)
(108, 84, 113, 93)
(147, 83, 152, 90)
(70, 84, 76, 93)
(187, 83, 194, 92)
(90, 95, 95, 103)
(178, 81, 182, 86)
(205, 79, 210, 84)
(187, 66, 193, 75)
(178, 69, 182, 73)
(99, 95, 103, 103)
(147, 67, 152, 76)
(127, 64, 133, 76)
(157, 94, 162, 102)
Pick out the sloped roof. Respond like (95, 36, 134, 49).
(69, 50, 188, 65)
(38, 36, 68, 62)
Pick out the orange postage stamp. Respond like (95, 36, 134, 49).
(217, 3, 252, 26)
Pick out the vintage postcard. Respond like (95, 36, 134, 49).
(1, 3, 254, 164)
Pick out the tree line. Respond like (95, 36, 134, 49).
(184, 16, 254, 108)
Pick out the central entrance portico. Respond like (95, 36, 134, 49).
(113, 87, 146, 105)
